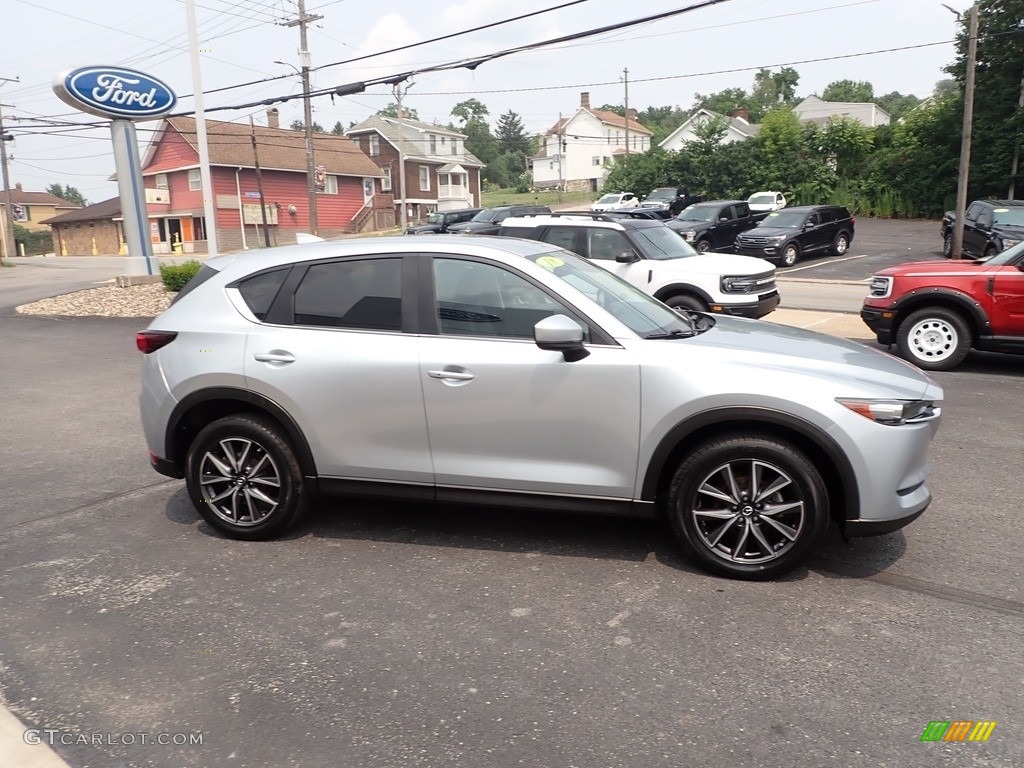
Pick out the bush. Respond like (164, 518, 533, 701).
(159, 260, 202, 292)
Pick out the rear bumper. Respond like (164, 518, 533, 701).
(860, 306, 895, 345)
(150, 453, 183, 479)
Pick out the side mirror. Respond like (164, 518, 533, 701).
(535, 314, 589, 362)
(615, 251, 641, 263)
(719, 216, 729, 222)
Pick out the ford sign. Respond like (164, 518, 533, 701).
(53, 66, 176, 120)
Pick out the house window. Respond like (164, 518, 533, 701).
(419, 166, 430, 191)
(188, 169, 201, 191)
(549, 161, 554, 170)
(322, 175, 338, 194)
(369, 135, 379, 156)
(451, 140, 458, 156)
(441, 136, 447, 146)
(438, 173, 450, 187)
(429, 135, 437, 154)
(194, 217, 207, 241)
(592, 157, 601, 166)
(155, 173, 168, 189)
(382, 167, 392, 191)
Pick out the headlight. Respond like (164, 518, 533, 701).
(836, 398, 939, 425)
(868, 276, 892, 298)
(683, 231, 696, 241)
(722, 272, 775, 293)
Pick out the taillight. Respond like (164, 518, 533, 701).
(136, 330, 177, 354)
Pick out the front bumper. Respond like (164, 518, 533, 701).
(735, 243, 782, 258)
(844, 504, 928, 537)
(711, 290, 780, 319)
(860, 305, 895, 345)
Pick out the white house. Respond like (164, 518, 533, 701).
(659, 108, 760, 152)
(530, 92, 653, 192)
(792, 95, 891, 127)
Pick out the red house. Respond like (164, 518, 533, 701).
(139, 110, 394, 254)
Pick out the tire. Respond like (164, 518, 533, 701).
(695, 239, 712, 253)
(942, 231, 953, 258)
(832, 232, 850, 256)
(666, 434, 829, 580)
(984, 245, 997, 260)
(779, 242, 800, 267)
(896, 307, 972, 371)
(185, 414, 308, 540)
(665, 294, 707, 313)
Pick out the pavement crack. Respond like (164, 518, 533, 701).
(8, 479, 179, 531)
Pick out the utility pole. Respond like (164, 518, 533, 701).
(250, 117, 272, 248)
(623, 68, 631, 157)
(185, 0, 219, 257)
(556, 114, 564, 205)
(1008, 70, 1024, 199)
(282, 0, 323, 236)
(952, 3, 979, 260)
(0, 76, 18, 262)
(393, 80, 413, 230)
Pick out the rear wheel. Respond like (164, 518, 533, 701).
(984, 245, 997, 259)
(665, 294, 707, 313)
(832, 232, 850, 255)
(779, 242, 800, 267)
(185, 415, 308, 540)
(666, 434, 830, 580)
(896, 307, 972, 371)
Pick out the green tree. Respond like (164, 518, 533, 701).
(821, 116, 874, 176)
(451, 98, 489, 124)
(636, 105, 689, 145)
(875, 91, 922, 121)
(330, 121, 346, 135)
(289, 119, 325, 133)
(822, 79, 875, 103)
(46, 183, 88, 207)
(692, 88, 756, 121)
(751, 67, 800, 113)
(495, 110, 529, 156)
(450, 100, 498, 169)
(377, 103, 420, 120)
(687, 115, 730, 157)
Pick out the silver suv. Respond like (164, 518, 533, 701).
(138, 237, 942, 579)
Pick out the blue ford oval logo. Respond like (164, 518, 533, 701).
(54, 66, 177, 120)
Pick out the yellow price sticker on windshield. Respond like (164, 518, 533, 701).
(536, 256, 565, 270)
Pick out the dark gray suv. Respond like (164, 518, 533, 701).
(406, 208, 482, 235)
(446, 204, 552, 235)
(735, 205, 855, 267)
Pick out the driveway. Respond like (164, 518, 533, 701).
(1, 303, 1022, 766)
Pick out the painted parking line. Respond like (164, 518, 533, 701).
(0, 705, 72, 768)
(777, 253, 869, 275)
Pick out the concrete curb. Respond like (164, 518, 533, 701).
(766, 308, 874, 341)
(0, 706, 72, 768)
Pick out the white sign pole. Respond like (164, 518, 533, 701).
(110, 119, 156, 276)
(185, 0, 219, 257)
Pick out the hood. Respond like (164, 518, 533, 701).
(446, 221, 493, 233)
(738, 226, 798, 239)
(874, 259, 990, 277)
(686, 316, 938, 399)
(653, 253, 773, 276)
(405, 224, 440, 234)
(667, 219, 710, 233)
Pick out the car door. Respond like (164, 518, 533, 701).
(963, 203, 986, 256)
(989, 260, 1024, 337)
(801, 211, 829, 252)
(581, 227, 648, 290)
(417, 256, 641, 498)
(243, 256, 433, 483)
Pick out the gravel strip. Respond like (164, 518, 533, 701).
(15, 283, 176, 318)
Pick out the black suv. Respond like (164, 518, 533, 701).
(406, 207, 482, 234)
(446, 204, 552, 235)
(735, 205, 855, 267)
(639, 187, 702, 216)
(666, 200, 769, 253)
(940, 200, 1024, 258)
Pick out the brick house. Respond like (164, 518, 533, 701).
(137, 109, 393, 253)
(2, 183, 81, 232)
(40, 196, 124, 256)
(346, 115, 483, 224)
(530, 92, 653, 193)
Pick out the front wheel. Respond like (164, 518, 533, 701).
(185, 415, 308, 540)
(942, 231, 953, 258)
(695, 239, 712, 253)
(896, 307, 972, 371)
(666, 434, 830, 580)
(665, 294, 707, 313)
(779, 242, 799, 267)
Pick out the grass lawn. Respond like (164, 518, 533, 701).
(480, 189, 595, 209)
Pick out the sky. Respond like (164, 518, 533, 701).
(2, 0, 965, 204)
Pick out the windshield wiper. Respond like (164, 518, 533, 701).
(644, 328, 695, 340)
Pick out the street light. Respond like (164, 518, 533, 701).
(275, 59, 319, 236)
(944, 2, 979, 260)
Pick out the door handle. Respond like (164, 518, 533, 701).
(428, 369, 475, 381)
(254, 351, 296, 365)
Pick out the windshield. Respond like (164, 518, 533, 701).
(980, 239, 1024, 266)
(675, 204, 717, 222)
(992, 207, 1024, 227)
(426, 213, 444, 224)
(471, 208, 500, 222)
(763, 211, 806, 228)
(748, 194, 776, 204)
(646, 189, 674, 201)
(632, 225, 700, 260)
(597, 194, 621, 204)
(527, 250, 693, 338)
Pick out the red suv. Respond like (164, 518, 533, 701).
(861, 245, 1024, 370)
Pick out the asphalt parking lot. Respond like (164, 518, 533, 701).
(1, 283, 1023, 766)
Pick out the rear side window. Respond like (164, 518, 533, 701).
(293, 258, 402, 331)
(170, 264, 219, 305)
(733, 203, 749, 218)
(237, 268, 289, 321)
(819, 208, 837, 223)
(539, 226, 578, 252)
